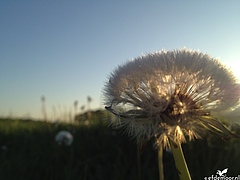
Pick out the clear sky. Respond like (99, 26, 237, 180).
(0, 1, 240, 120)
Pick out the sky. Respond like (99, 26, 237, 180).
(0, 1, 240, 120)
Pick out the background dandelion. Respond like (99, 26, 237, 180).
(87, 96, 92, 120)
(41, 96, 48, 122)
(55, 130, 74, 146)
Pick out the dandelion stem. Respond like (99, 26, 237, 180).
(169, 140, 192, 180)
(158, 145, 164, 180)
(137, 143, 142, 180)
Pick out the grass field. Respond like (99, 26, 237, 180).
(0, 110, 240, 180)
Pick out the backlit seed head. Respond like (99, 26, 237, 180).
(103, 49, 240, 148)
(55, 130, 74, 146)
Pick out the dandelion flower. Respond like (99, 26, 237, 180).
(55, 130, 74, 146)
(103, 49, 240, 149)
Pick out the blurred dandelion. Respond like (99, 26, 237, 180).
(87, 96, 92, 120)
(55, 131, 73, 146)
(103, 49, 240, 180)
(74, 100, 78, 117)
(80, 105, 85, 112)
(41, 96, 48, 121)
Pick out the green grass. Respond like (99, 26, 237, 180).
(0, 111, 240, 180)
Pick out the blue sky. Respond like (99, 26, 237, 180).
(0, 1, 240, 120)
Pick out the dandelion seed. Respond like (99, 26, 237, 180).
(103, 49, 240, 149)
(55, 131, 73, 146)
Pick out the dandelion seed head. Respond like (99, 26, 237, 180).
(103, 49, 240, 148)
(55, 131, 74, 146)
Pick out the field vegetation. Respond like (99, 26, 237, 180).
(0, 110, 240, 180)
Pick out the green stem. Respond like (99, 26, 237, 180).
(158, 145, 164, 180)
(169, 140, 192, 180)
(137, 143, 142, 180)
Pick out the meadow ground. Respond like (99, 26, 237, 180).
(0, 110, 240, 180)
